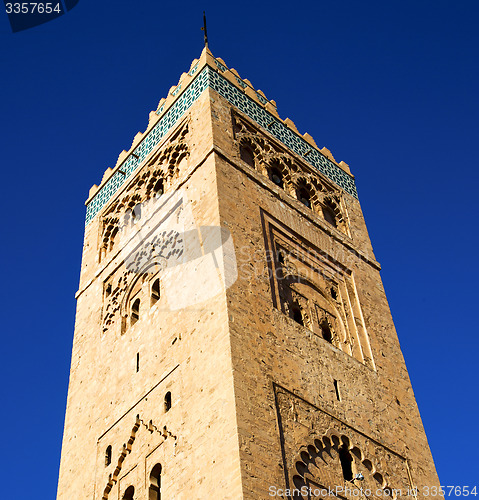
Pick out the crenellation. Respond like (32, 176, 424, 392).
(89, 183, 98, 198)
(303, 131, 319, 149)
(257, 89, 268, 100)
(339, 159, 352, 174)
(321, 145, 337, 162)
(284, 117, 299, 134)
(85, 50, 358, 226)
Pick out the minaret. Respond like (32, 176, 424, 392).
(57, 48, 439, 499)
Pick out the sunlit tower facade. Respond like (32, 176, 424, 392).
(57, 48, 439, 499)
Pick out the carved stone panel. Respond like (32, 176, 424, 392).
(274, 384, 415, 500)
(234, 113, 349, 235)
(94, 367, 179, 500)
(99, 120, 190, 262)
(262, 211, 374, 369)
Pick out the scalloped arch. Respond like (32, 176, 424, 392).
(291, 429, 394, 499)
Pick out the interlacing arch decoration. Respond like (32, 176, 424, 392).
(264, 155, 296, 196)
(150, 138, 189, 183)
(292, 430, 397, 500)
(101, 418, 141, 500)
(101, 216, 120, 261)
(102, 241, 183, 335)
(285, 289, 311, 329)
(321, 194, 344, 230)
(233, 113, 349, 233)
(99, 122, 190, 261)
(236, 116, 281, 170)
(101, 415, 176, 500)
(119, 260, 168, 334)
(124, 193, 143, 224)
(294, 176, 319, 210)
(102, 271, 131, 334)
(278, 268, 349, 350)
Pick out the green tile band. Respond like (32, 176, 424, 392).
(85, 66, 357, 225)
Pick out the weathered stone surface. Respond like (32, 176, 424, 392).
(57, 54, 438, 500)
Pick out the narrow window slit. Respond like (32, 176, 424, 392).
(323, 202, 337, 227)
(132, 204, 142, 223)
(334, 380, 341, 401)
(297, 187, 312, 209)
(154, 179, 164, 198)
(164, 391, 172, 412)
(269, 167, 284, 188)
(105, 445, 112, 466)
(320, 320, 332, 343)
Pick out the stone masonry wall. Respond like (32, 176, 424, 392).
(58, 74, 439, 500)
(209, 88, 440, 499)
(57, 91, 243, 500)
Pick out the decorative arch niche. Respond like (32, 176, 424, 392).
(233, 112, 350, 235)
(97, 413, 177, 500)
(98, 120, 190, 263)
(273, 384, 414, 500)
(279, 271, 351, 354)
(263, 211, 375, 369)
(119, 260, 166, 334)
(292, 431, 397, 499)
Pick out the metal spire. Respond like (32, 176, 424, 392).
(201, 11, 209, 48)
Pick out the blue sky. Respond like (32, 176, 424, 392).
(1, 1, 478, 497)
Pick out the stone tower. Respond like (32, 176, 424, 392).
(57, 48, 439, 499)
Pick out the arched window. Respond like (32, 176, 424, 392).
(131, 298, 140, 325)
(322, 204, 337, 227)
(177, 152, 188, 172)
(240, 145, 255, 168)
(338, 445, 353, 481)
(291, 304, 304, 326)
(151, 278, 160, 306)
(149, 463, 162, 500)
(132, 204, 141, 223)
(154, 179, 164, 198)
(109, 227, 118, 252)
(269, 167, 284, 189)
(320, 320, 332, 343)
(105, 445, 112, 466)
(123, 485, 135, 500)
(297, 187, 312, 209)
(164, 391, 172, 412)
